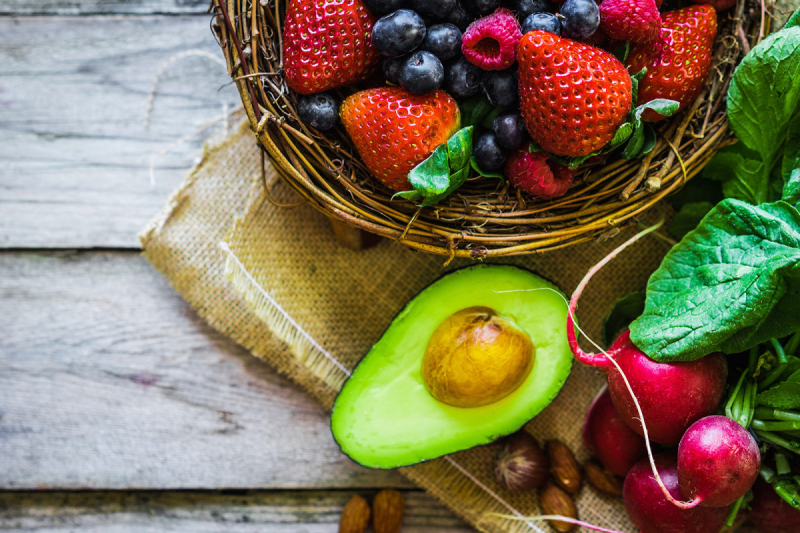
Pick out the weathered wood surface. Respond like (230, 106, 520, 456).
(0, 16, 240, 249)
(1, 0, 209, 15)
(0, 251, 412, 491)
(0, 490, 472, 532)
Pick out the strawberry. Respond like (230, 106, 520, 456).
(506, 150, 575, 199)
(517, 31, 633, 157)
(340, 87, 460, 191)
(625, 5, 718, 121)
(283, 0, 381, 95)
(599, 0, 662, 44)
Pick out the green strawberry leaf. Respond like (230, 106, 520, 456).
(636, 98, 680, 120)
(607, 121, 635, 150)
(401, 126, 477, 206)
(622, 117, 646, 160)
(784, 168, 800, 207)
(614, 42, 631, 64)
(470, 156, 504, 179)
(459, 97, 501, 129)
(639, 122, 658, 157)
(447, 127, 473, 170)
(630, 68, 647, 108)
(408, 143, 451, 196)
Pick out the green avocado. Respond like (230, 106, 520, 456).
(331, 264, 573, 469)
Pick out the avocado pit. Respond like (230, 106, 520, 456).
(422, 306, 535, 408)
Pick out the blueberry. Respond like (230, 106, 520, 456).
(362, 0, 408, 15)
(421, 24, 463, 61)
(399, 50, 445, 94)
(516, 0, 555, 18)
(521, 12, 561, 35)
(464, 0, 500, 16)
(444, 56, 484, 99)
(444, 1, 474, 31)
(481, 70, 518, 110)
(296, 93, 339, 131)
(410, 0, 457, 18)
(383, 56, 406, 84)
(372, 10, 427, 58)
(474, 132, 508, 171)
(559, 0, 599, 40)
(492, 112, 528, 150)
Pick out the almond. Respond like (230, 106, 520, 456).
(546, 439, 582, 494)
(373, 489, 405, 533)
(339, 494, 370, 533)
(539, 483, 578, 532)
(584, 460, 623, 496)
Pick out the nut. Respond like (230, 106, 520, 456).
(546, 439, 582, 494)
(584, 460, 623, 497)
(539, 483, 578, 532)
(373, 489, 405, 533)
(495, 430, 550, 491)
(338, 494, 370, 533)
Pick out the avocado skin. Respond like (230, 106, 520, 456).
(330, 264, 574, 469)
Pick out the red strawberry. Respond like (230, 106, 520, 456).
(505, 150, 575, 199)
(692, 0, 735, 11)
(462, 8, 522, 71)
(517, 31, 633, 157)
(283, 0, 381, 95)
(626, 5, 718, 121)
(340, 87, 460, 191)
(599, 0, 662, 44)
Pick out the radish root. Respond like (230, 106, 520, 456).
(567, 217, 701, 510)
(493, 513, 626, 533)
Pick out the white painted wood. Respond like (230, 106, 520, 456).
(0, 490, 472, 532)
(1, 1, 210, 15)
(0, 251, 412, 490)
(0, 16, 241, 249)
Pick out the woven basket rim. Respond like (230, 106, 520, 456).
(212, 0, 761, 258)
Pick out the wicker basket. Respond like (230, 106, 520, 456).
(212, 0, 761, 258)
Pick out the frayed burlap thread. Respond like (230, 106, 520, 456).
(142, 122, 671, 533)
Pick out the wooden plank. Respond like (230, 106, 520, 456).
(0, 490, 472, 532)
(0, 1, 209, 15)
(0, 16, 242, 249)
(0, 251, 412, 490)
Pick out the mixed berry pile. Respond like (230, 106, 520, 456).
(282, 0, 724, 201)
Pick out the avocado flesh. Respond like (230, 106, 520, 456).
(331, 264, 573, 469)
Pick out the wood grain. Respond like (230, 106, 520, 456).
(0, 16, 241, 249)
(0, 490, 471, 532)
(1, 0, 209, 15)
(0, 251, 412, 490)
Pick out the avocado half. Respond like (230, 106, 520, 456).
(331, 264, 573, 469)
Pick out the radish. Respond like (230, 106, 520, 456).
(567, 223, 727, 445)
(583, 387, 647, 477)
(677, 415, 760, 508)
(623, 453, 730, 533)
(749, 477, 800, 533)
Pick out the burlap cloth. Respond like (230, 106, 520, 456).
(140, 120, 671, 533)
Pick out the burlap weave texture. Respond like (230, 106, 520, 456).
(141, 122, 672, 533)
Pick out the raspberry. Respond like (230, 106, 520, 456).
(599, 0, 662, 44)
(505, 150, 574, 199)
(462, 8, 522, 71)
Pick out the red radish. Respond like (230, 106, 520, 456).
(605, 336, 727, 444)
(749, 477, 800, 533)
(567, 227, 728, 445)
(624, 454, 730, 533)
(678, 415, 760, 508)
(584, 387, 647, 477)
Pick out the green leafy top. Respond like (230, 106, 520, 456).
(394, 126, 475, 207)
(630, 10, 800, 362)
